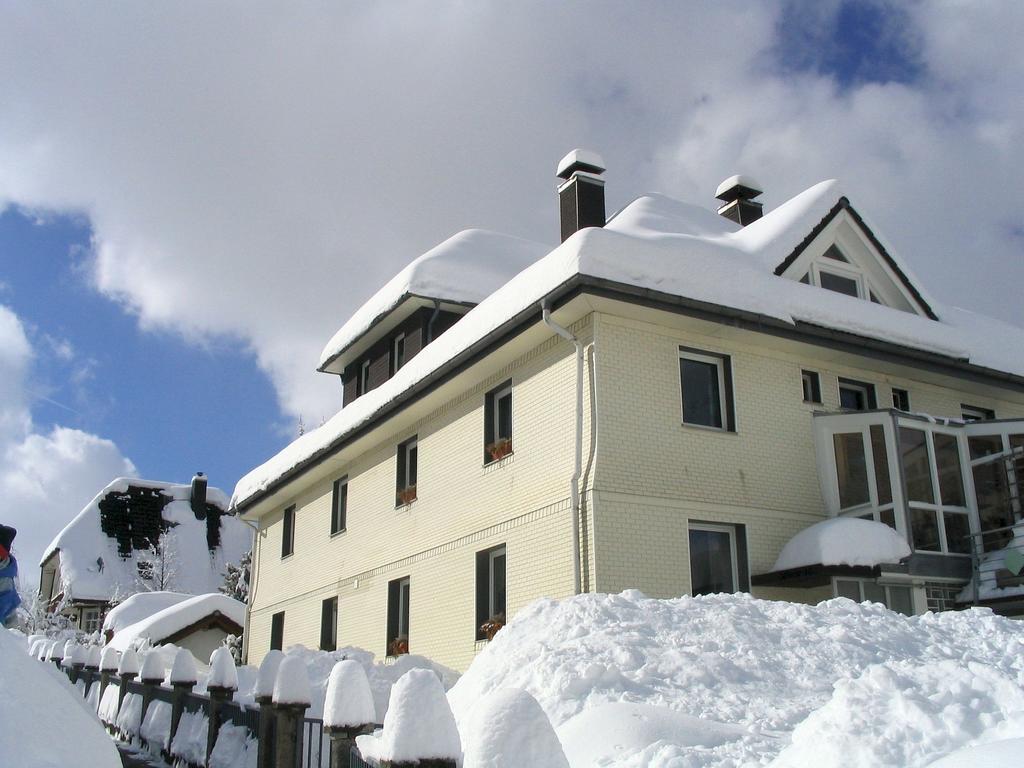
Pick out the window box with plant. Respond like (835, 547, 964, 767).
(396, 485, 417, 506)
(387, 636, 409, 656)
(486, 438, 513, 463)
(479, 612, 505, 641)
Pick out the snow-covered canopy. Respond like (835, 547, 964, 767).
(43, 477, 251, 602)
(234, 181, 1024, 509)
(108, 592, 245, 653)
(771, 517, 912, 572)
(317, 229, 551, 372)
(102, 591, 193, 634)
(1, 627, 122, 768)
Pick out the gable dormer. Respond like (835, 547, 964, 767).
(775, 198, 938, 320)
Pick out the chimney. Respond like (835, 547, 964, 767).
(715, 175, 764, 226)
(190, 472, 208, 519)
(557, 149, 606, 242)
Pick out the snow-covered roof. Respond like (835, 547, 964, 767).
(108, 592, 245, 653)
(43, 477, 251, 602)
(102, 591, 193, 634)
(317, 229, 551, 372)
(233, 181, 1024, 509)
(771, 517, 912, 572)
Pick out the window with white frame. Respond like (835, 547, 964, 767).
(891, 388, 910, 411)
(967, 427, 1024, 551)
(961, 404, 995, 422)
(838, 378, 876, 411)
(81, 607, 101, 633)
(899, 426, 971, 554)
(688, 523, 740, 595)
(475, 544, 507, 640)
(803, 244, 885, 303)
(832, 423, 896, 529)
(484, 381, 513, 463)
(679, 348, 734, 431)
(330, 477, 348, 535)
(802, 370, 822, 404)
(834, 578, 914, 615)
(391, 333, 406, 377)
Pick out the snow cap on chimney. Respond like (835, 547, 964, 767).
(715, 175, 763, 226)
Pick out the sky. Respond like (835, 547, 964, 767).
(1, 0, 1022, 573)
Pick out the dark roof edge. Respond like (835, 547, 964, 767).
(752, 563, 881, 588)
(317, 293, 477, 373)
(237, 276, 1024, 513)
(773, 197, 939, 321)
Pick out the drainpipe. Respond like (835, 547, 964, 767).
(426, 299, 442, 344)
(239, 518, 260, 665)
(541, 301, 583, 596)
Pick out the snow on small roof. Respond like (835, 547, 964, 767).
(103, 591, 193, 633)
(715, 174, 762, 199)
(317, 229, 551, 371)
(233, 181, 1024, 509)
(42, 477, 250, 602)
(108, 593, 245, 653)
(771, 517, 911, 572)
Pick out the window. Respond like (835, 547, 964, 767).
(925, 583, 960, 612)
(961, 404, 995, 422)
(476, 545, 507, 640)
(396, 437, 417, 505)
(830, 423, 896, 528)
(484, 381, 513, 463)
(358, 359, 371, 396)
(819, 269, 860, 298)
(331, 477, 348, 535)
(899, 427, 971, 554)
(281, 505, 295, 558)
(387, 576, 410, 655)
(679, 348, 734, 431)
(891, 388, 910, 411)
(390, 333, 406, 377)
(270, 611, 285, 651)
(838, 378, 876, 411)
(834, 579, 913, 616)
(801, 370, 822, 404)
(689, 523, 748, 595)
(81, 607, 101, 633)
(320, 597, 337, 651)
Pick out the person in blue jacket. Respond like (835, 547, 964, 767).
(0, 524, 21, 627)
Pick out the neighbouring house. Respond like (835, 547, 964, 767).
(232, 149, 1024, 671)
(107, 592, 245, 663)
(101, 590, 194, 641)
(40, 474, 252, 633)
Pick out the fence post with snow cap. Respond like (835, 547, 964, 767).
(255, 650, 284, 768)
(117, 648, 140, 713)
(138, 650, 166, 728)
(359, 668, 461, 768)
(168, 647, 198, 758)
(99, 646, 120, 704)
(272, 655, 311, 768)
(83, 645, 102, 696)
(324, 660, 378, 768)
(60, 640, 77, 674)
(206, 646, 240, 765)
(70, 642, 88, 684)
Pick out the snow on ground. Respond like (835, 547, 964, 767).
(109, 592, 245, 653)
(0, 627, 121, 768)
(103, 590, 193, 633)
(447, 591, 1024, 767)
(772, 517, 911, 571)
(462, 688, 569, 768)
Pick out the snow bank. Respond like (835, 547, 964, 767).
(772, 517, 911, 571)
(324, 659, 376, 728)
(448, 591, 1024, 766)
(357, 669, 462, 763)
(0, 627, 122, 768)
(927, 738, 1024, 767)
(42, 476, 250, 602)
(463, 688, 568, 768)
(103, 591, 193, 633)
(209, 722, 258, 768)
(171, 709, 209, 766)
(109, 592, 245, 653)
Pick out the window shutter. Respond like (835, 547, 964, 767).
(484, 391, 495, 462)
(387, 579, 400, 644)
(475, 550, 489, 639)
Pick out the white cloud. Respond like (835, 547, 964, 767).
(0, 305, 135, 574)
(0, 3, 1020, 426)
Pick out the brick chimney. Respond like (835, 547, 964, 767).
(557, 149, 606, 242)
(715, 175, 763, 226)
(190, 472, 208, 519)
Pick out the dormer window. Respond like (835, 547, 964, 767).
(391, 333, 406, 377)
(358, 359, 371, 396)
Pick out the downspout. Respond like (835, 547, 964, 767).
(541, 301, 583, 596)
(239, 518, 260, 664)
(426, 299, 442, 344)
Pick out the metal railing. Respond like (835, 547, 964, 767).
(967, 522, 1024, 605)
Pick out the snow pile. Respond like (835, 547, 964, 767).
(209, 722, 258, 768)
(103, 591, 193, 633)
(109, 592, 245, 653)
(447, 591, 1024, 767)
(209, 645, 239, 690)
(928, 738, 1024, 767)
(324, 659, 376, 728)
(43, 477, 251, 602)
(462, 688, 568, 768)
(357, 669, 462, 763)
(318, 229, 551, 370)
(171, 709, 210, 766)
(772, 517, 911, 571)
(0, 627, 122, 768)
(100, 646, 120, 671)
